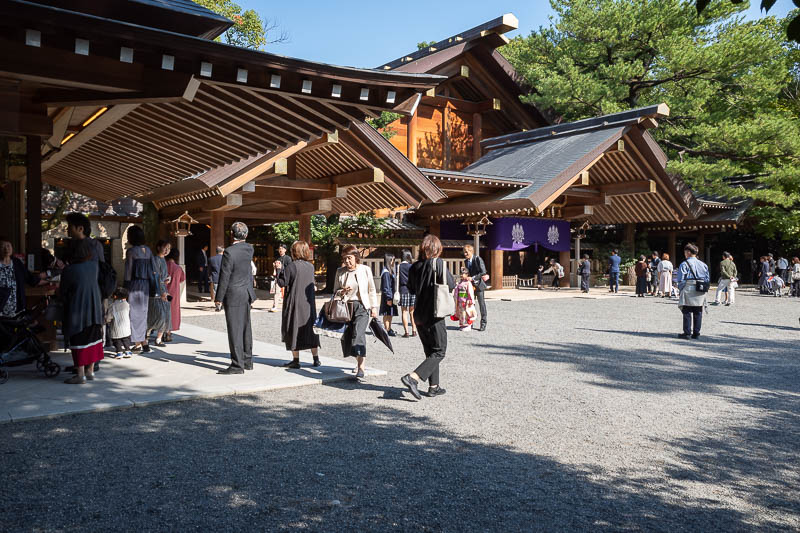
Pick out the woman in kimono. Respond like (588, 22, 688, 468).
(124, 226, 156, 353)
(164, 248, 185, 342)
(275, 240, 320, 369)
(146, 240, 172, 347)
(658, 253, 674, 298)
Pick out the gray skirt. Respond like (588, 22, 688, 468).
(147, 296, 171, 333)
(341, 301, 369, 358)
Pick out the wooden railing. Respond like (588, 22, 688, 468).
(362, 258, 464, 283)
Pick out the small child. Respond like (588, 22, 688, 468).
(106, 287, 133, 359)
(451, 267, 477, 331)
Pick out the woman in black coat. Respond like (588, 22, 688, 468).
(400, 234, 455, 400)
(275, 240, 320, 369)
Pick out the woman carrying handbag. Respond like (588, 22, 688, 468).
(400, 235, 455, 400)
(332, 245, 378, 379)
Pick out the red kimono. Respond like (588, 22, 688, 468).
(166, 260, 185, 331)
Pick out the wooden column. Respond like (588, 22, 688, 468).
(668, 231, 677, 262)
(472, 112, 482, 163)
(624, 223, 635, 255)
(406, 113, 418, 165)
(25, 135, 41, 270)
(428, 218, 441, 238)
(559, 250, 571, 288)
(210, 211, 225, 254)
(490, 249, 503, 290)
(696, 231, 705, 257)
(299, 215, 311, 244)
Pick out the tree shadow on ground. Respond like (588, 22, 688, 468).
(1, 399, 770, 531)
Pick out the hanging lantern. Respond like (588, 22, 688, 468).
(170, 211, 199, 237)
(462, 215, 492, 237)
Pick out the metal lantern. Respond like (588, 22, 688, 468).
(170, 211, 198, 237)
(462, 215, 492, 237)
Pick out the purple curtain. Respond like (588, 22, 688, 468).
(487, 218, 570, 252)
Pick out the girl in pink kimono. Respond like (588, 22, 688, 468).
(451, 268, 476, 331)
(165, 248, 185, 341)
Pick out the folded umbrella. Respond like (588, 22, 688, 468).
(369, 318, 394, 354)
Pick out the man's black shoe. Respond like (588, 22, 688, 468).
(142, 344, 151, 353)
(678, 333, 691, 340)
(478, 325, 486, 331)
(217, 366, 244, 375)
(401, 374, 422, 400)
(426, 386, 446, 397)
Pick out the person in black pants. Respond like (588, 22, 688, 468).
(214, 222, 256, 374)
(463, 244, 487, 331)
(401, 235, 455, 400)
(196, 244, 209, 293)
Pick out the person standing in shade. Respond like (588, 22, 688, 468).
(196, 244, 209, 294)
(214, 222, 257, 374)
(208, 245, 223, 305)
(714, 252, 738, 306)
(397, 249, 416, 338)
(0, 237, 45, 318)
(649, 251, 661, 296)
(608, 250, 621, 293)
(275, 240, 320, 369)
(675, 243, 710, 340)
(60, 239, 104, 384)
(463, 244, 487, 331)
(401, 234, 455, 400)
(635, 255, 648, 297)
(270, 244, 292, 313)
(65, 213, 105, 265)
(578, 254, 591, 293)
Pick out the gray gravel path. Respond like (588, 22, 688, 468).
(2, 290, 799, 531)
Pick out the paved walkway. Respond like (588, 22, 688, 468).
(0, 323, 384, 423)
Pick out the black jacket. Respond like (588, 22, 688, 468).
(465, 255, 487, 291)
(408, 258, 455, 327)
(214, 241, 256, 307)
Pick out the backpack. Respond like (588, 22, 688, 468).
(97, 261, 117, 299)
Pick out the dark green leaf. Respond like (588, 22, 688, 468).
(760, 0, 778, 11)
(696, 0, 711, 14)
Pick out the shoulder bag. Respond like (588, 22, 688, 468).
(393, 264, 400, 303)
(323, 291, 352, 323)
(433, 258, 455, 318)
(687, 261, 709, 293)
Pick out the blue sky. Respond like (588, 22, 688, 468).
(238, 1, 796, 68)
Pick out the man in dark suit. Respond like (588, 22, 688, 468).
(579, 254, 591, 293)
(213, 222, 256, 374)
(463, 244, 488, 331)
(196, 245, 209, 293)
(208, 245, 224, 307)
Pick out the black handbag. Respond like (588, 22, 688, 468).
(323, 292, 352, 323)
(687, 262, 709, 293)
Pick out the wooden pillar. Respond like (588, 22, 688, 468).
(472, 112, 482, 163)
(406, 112, 418, 165)
(623, 223, 635, 255)
(443, 105, 451, 169)
(210, 211, 225, 254)
(559, 250, 571, 288)
(668, 231, 677, 262)
(696, 231, 705, 257)
(428, 218, 441, 238)
(299, 214, 311, 244)
(25, 135, 42, 270)
(490, 249, 503, 290)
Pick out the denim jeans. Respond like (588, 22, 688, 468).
(609, 272, 619, 292)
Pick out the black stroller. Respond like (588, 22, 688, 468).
(0, 297, 61, 384)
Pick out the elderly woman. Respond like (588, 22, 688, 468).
(275, 240, 320, 369)
(124, 225, 155, 353)
(658, 253, 674, 298)
(0, 237, 44, 317)
(401, 234, 455, 400)
(60, 239, 104, 384)
(635, 255, 649, 297)
(332, 245, 378, 379)
(147, 240, 172, 347)
(675, 243, 710, 340)
(398, 249, 416, 337)
(164, 248, 185, 342)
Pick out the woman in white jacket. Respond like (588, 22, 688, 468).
(332, 245, 378, 379)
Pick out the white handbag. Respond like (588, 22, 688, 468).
(433, 258, 454, 318)
(393, 264, 401, 303)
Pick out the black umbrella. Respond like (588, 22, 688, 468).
(368, 318, 394, 354)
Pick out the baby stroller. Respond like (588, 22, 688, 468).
(765, 275, 786, 297)
(0, 297, 61, 384)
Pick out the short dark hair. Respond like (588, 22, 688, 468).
(155, 239, 170, 254)
(113, 287, 129, 300)
(66, 213, 92, 237)
(166, 248, 180, 262)
(612, 249, 618, 255)
(127, 225, 146, 247)
(684, 243, 699, 255)
(341, 245, 361, 263)
(70, 238, 94, 263)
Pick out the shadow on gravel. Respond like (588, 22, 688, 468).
(1, 399, 762, 532)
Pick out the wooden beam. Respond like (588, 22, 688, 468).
(256, 177, 333, 191)
(217, 144, 308, 197)
(422, 95, 500, 114)
(601, 180, 656, 196)
(299, 214, 311, 243)
(25, 135, 42, 268)
(203, 194, 242, 212)
(564, 186, 600, 198)
(331, 167, 384, 188)
(296, 131, 339, 155)
(472, 112, 482, 163)
(578, 193, 612, 206)
(407, 112, 418, 164)
(563, 205, 594, 219)
(297, 199, 332, 215)
(34, 76, 201, 106)
(240, 189, 303, 202)
(534, 153, 605, 212)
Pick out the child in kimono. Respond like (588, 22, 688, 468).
(451, 267, 476, 331)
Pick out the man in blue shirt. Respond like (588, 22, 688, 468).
(675, 243, 710, 339)
(608, 250, 621, 293)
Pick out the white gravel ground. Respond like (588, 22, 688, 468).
(2, 289, 798, 531)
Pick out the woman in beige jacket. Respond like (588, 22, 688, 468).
(333, 245, 378, 378)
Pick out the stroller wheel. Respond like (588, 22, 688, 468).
(43, 363, 61, 378)
(0, 368, 7, 385)
(36, 359, 45, 372)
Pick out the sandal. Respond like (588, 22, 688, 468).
(64, 375, 86, 384)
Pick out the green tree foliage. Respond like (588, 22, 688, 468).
(503, 0, 800, 249)
(366, 111, 403, 140)
(194, 0, 287, 50)
(270, 213, 388, 291)
(697, 0, 800, 42)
